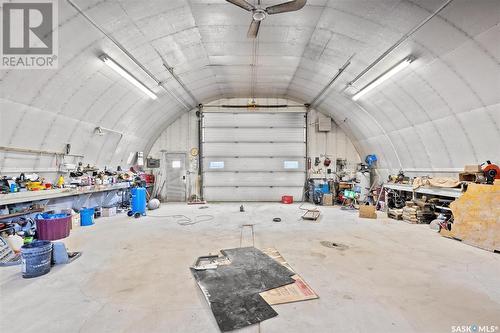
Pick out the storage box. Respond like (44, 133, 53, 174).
(459, 172, 483, 182)
(102, 207, 117, 217)
(61, 209, 81, 230)
(464, 165, 481, 173)
(71, 212, 80, 229)
(359, 205, 377, 219)
(323, 194, 333, 206)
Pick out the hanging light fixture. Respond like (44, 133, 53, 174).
(352, 56, 415, 101)
(100, 54, 158, 100)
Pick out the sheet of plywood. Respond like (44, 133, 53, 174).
(442, 183, 500, 252)
(260, 248, 319, 305)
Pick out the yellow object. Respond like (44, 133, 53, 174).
(442, 183, 500, 252)
(57, 176, 65, 188)
(26, 181, 45, 191)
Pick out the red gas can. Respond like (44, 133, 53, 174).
(281, 195, 294, 204)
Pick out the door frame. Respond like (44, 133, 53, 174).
(161, 151, 187, 202)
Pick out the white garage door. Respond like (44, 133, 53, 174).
(202, 112, 306, 201)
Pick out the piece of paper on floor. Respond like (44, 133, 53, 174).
(260, 248, 319, 305)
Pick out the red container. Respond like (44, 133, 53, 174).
(36, 215, 71, 241)
(140, 174, 155, 184)
(281, 195, 294, 204)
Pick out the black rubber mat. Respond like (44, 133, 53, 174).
(191, 247, 295, 332)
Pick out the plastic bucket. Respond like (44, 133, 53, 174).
(20, 241, 52, 278)
(80, 208, 95, 226)
(281, 195, 294, 204)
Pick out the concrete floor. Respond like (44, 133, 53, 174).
(1, 203, 499, 333)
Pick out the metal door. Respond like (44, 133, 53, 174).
(164, 152, 186, 202)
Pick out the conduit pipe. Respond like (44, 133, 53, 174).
(344, 0, 454, 90)
(66, 0, 194, 110)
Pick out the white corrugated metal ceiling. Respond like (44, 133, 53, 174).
(1, 0, 499, 173)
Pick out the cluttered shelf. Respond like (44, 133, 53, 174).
(383, 183, 463, 198)
(0, 208, 46, 221)
(0, 183, 130, 206)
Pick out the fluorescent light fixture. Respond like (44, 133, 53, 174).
(100, 54, 157, 100)
(352, 56, 415, 101)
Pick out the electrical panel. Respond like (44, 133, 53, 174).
(318, 114, 331, 132)
(147, 158, 160, 168)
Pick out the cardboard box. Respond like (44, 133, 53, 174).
(459, 172, 483, 182)
(102, 207, 117, 217)
(322, 194, 333, 206)
(61, 209, 80, 229)
(359, 205, 377, 219)
(464, 165, 481, 173)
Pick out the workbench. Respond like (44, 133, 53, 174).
(0, 183, 130, 206)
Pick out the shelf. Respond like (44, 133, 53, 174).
(0, 208, 45, 220)
(383, 183, 462, 198)
(0, 183, 130, 205)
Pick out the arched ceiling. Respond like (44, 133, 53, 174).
(1, 0, 499, 173)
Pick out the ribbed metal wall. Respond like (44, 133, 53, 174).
(0, 1, 498, 180)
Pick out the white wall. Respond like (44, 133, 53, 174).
(148, 110, 200, 200)
(307, 109, 361, 167)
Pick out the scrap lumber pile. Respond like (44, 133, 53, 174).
(402, 200, 435, 224)
(387, 208, 403, 220)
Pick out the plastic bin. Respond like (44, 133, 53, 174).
(35, 213, 71, 241)
(80, 208, 95, 226)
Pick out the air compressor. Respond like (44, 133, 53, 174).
(127, 186, 147, 218)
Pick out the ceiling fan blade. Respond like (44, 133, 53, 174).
(265, 0, 306, 15)
(225, 0, 256, 12)
(247, 19, 261, 38)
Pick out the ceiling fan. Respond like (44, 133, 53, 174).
(226, 0, 307, 38)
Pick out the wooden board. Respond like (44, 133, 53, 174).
(441, 183, 500, 252)
(260, 248, 319, 305)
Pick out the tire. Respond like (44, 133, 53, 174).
(134, 212, 141, 218)
(127, 210, 134, 217)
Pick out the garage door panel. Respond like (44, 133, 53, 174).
(204, 157, 305, 171)
(203, 112, 305, 128)
(204, 187, 304, 201)
(203, 142, 305, 157)
(202, 112, 306, 201)
(204, 172, 305, 187)
(204, 128, 305, 142)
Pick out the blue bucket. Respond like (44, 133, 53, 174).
(80, 208, 95, 226)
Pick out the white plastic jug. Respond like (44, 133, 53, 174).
(7, 234, 24, 253)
